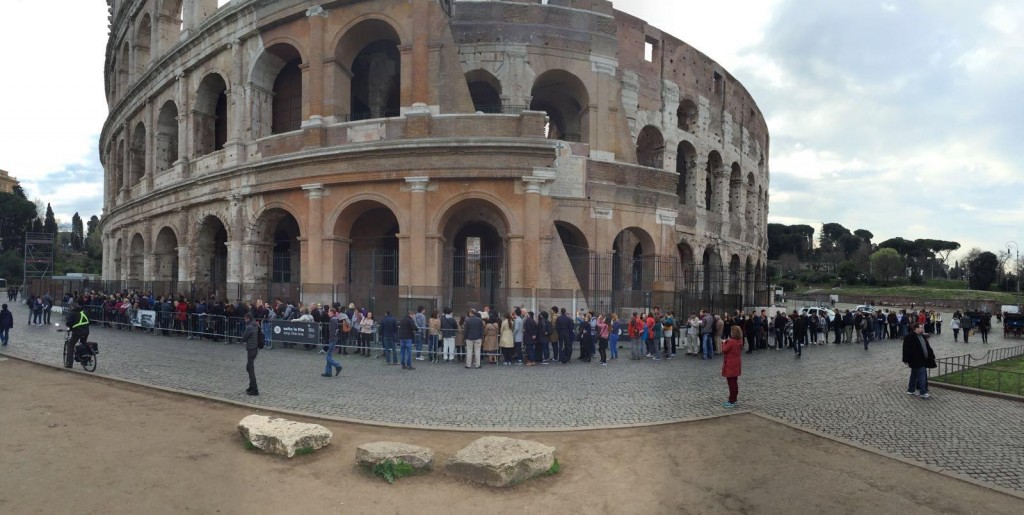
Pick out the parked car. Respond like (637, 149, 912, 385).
(854, 305, 876, 314)
(800, 307, 836, 322)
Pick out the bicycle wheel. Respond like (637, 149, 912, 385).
(82, 350, 96, 372)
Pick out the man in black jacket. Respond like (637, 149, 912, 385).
(379, 311, 398, 365)
(440, 307, 459, 363)
(463, 309, 484, 368)
(241, 313, 260, 395)
(398, 311, 416, 370)
(523, 311, 538, 366)
(902, 322, 935, 399)
(556, 308, 574, 364)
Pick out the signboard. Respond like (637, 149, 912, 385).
(132, 309, 156, 329)
(466, 237, 481, 257)
(270, 320, 321, 345)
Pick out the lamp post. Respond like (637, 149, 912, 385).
(1008, 241, 1020, 298)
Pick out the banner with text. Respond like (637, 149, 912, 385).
(270, 320, 320, 345)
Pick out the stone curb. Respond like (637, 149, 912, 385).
(750, 412, 1024, 501)
(0, 351, 747, 432)
(929, 381, 1024, 403)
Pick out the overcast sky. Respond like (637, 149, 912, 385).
(0, 0, 1020, 261)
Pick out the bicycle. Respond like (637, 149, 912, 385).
(58, 328, 98, 372)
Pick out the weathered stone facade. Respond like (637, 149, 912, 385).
(99, 0, 769, 312)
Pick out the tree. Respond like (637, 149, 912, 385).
(43, 203, 57, 235)
(968, 251, 998, 290)
(86, 215, 99, 240)
(71, 212, 84, 251)
(85, 215, 102, 259)
(838, 260, 860, 284)
(0, 191, 38, 252)
(820, 222, 851, 251)
(853, 229, 874, 246)
(870, 248, 904, 284)
(30, 218, 43, 232)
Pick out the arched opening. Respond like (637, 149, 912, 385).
(154, 227, 179, 295)
(729, 163, 742, 216)
(705, 151, 723, 212)
(195, 216, 228, 298)
(611, 228, 656, 310)
(529, 70, 589, 143)
(335, 19, 402, 121)
(744, 256, 755, 304)
(135, 15, 152, 73)
(465, 69, 502, 113)
(194, 73, 228, 157)
(251, 43, 305, 137)
(157, 0, 184, 52)
(250, 209, 302, 300)
(702, 247, 724, 294)
(677, 98, 697, 132)
(636, 125, 664, 169)
(676, 141, 696, 205)
(336, 201, 401, 314)
(129, 122, 146, 189)
(128, 233, 145, 284)
(729, 254, 741, 295)
(439, 199, 509, 312)
(155, 101, 179, 173)
(555, 221, 591, 296)
(677, 241, 696, 291)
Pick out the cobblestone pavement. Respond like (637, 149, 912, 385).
(3, 302, 1023, 492)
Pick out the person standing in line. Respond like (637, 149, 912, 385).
(428, 310, 441, 363)
(935, 312, 943, 335)
(483, 314, 499, 365)
(544, 308, 558, 364)
(42, 293, 53, 325)
(0, 303, 14, 346)
(241, 313, 260, 395)
(596, 314, 610, 365)
(440, 307, 458, 363)
(609, 312, 620, 360)
(413, 305, 427, 361)
(629, 312, 643, 359)
(713, 315, 724, 356)
(380, 310, 398, 365)
(499, 313, 515, 365)
(686, 312, 700, 355)
(556, 308, 574, 364)
(512, 307, 525, 364)
(398, 310, 416, 370)
(979, 313, 991, 344)
(463, 309, 484, 369)
(721, 325, 744, 408)
(523, 310, 538, 366)
(321, 308, 343, 377)
(950, 311, 961, 342)
(903, 322, 936, 399)
(360, 311, 375, 357)
(960, 312, 973, 343)
(700, 309, 715, 360)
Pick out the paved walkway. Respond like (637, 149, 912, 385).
(3, 302, 1023, 493)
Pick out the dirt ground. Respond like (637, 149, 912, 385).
(0, 358, 1020, 515)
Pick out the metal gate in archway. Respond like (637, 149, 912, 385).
(347, 248, 400, 315)
(443, 250, 507, 314)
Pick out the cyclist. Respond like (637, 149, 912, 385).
(64, 302, 90, 368)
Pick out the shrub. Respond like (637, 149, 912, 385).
(370, 459, 416, 484)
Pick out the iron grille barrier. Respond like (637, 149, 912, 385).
(930, 344, 1024, 396)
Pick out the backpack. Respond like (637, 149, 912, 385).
(341, 318, 352, 333)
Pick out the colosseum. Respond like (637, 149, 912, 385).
(99, 0, 770, 314)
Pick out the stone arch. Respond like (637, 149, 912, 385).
(135, 14, 152, 73)
(249, 206, 303, 286)
(157, 0, 184, 53)
(554, 221, 592, 295)
(745, 172, 757, 228)
(128, 232, 145, 283)
(612, 227, 656, 297)
(334, 199, 402, 296)
(636, 125, 665, 169)
(676, 141, 697, 205)
(702, 246, 724, 294)
(155, 100, 179, 173)
(153, 226, 179, 292)
(744, 255, 755, 304)
(250, 42, 306, 137)
(729, 162, 742, 216)
(677, 98, 698, 132)
(437, 197, 513, 311)
(529, 69, 590, 143)
(465, 69, 502, 113)
(194, 215, 228, 295)
(334, 18, 403, 121)
(194, 72, 228, 157)
(129, 122, 146, 189)
(705, 151, 723, 212)
(113, 237, 123, 280)
(677, 240, 696, 291)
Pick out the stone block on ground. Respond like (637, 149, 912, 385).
(446, 436, 555, 487)
(356, 441, 435, 470)
(238, 414, 332, 458)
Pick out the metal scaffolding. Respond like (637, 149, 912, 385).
(24, 232, 54, 290)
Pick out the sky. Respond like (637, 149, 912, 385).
(0, 0, 1021, 262)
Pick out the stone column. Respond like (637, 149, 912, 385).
(227, 195, 246, 293)
(144, 98, 155, 191)
(304, 6, 327, 123)
(405, 176, 429, 287)
(521, 176, 547, 289)
(411, 0, 430, 105)
(121, 122, 131, 200)
(327, 236, 351, 292)
(301, 184, 325, 285)
(174, 72, 190, 176)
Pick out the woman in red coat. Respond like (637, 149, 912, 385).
(721, 325, 743, 408)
